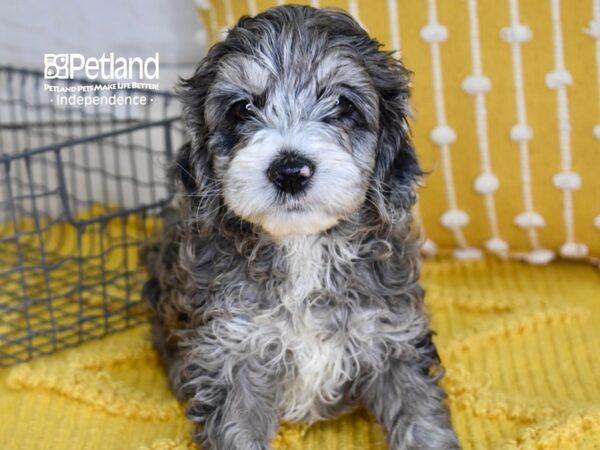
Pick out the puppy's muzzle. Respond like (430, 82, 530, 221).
(267, 151, 315, 195)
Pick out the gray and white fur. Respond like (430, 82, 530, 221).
(143, 5, 459, 450)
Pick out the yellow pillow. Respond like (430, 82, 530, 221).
(195, 0, 600, 264)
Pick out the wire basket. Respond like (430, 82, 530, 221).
(0, 66, 182, 366)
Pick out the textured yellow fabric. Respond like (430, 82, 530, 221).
(0, 205, 159, 364)
(196, 1, 600, 261)
(1, 257, 599, 449)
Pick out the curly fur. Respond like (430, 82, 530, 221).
(143, 5, 459, 450)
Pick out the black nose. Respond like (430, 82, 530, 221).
(267, 153, 315, 195)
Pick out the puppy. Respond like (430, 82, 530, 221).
(143, 5, 459, 450)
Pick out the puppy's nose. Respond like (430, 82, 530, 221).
(267, 153, 315, 195)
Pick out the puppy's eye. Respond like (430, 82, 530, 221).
(231, 100, 254, 121)
(334, 96, 354, 116)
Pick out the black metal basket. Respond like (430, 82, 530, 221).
(0, 66, 182, 366)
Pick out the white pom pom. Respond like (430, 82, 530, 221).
(593, 215, 600, 229)
(420, 24, 448, 43)
(485, 238, 509, 253)
(560, 243, 588, 258)
(553, 172, 581, 190)
(593, 124, 600, 140)
(500, 24, 532, 43)
(510, 124, 533, 142)
(585, 19, 600, 39)
(525, 249, 555, 265)
(194, 0, 211, 10)
(219, 26, 229, 41)
(461, 75, 491, 95)
(430, 125, 456, 145)
(421, 239, 438, 256)
(545, 69, 573, 89)
(514, 211, 545, 229)
(474, 173, 499, 194)
(440, 209, 469, 229)
(453, 247, 483, 260)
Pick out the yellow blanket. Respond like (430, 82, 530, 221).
(1, 257, 598, 450)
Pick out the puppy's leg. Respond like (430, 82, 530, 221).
(182, 351, 279, 449)
(363, 354, 459, 449)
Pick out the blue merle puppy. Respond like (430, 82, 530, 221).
(143, 5, 459, 450)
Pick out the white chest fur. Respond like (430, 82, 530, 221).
(275, 235, 349, 423)
(279, 235, 323, 310)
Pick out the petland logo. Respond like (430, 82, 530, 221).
(44, 53, 159, 80)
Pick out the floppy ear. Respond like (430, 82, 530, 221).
(174, 43, 228, 235)
(367, 52, 422, 225)
(170, 140, 220, 235)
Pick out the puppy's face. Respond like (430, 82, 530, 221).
(179, 7, 419, 237)
(205, 52, 379, 236)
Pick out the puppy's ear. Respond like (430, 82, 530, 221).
(174, 44, 226, 235)
(367, 53, 422, 226)
(173, 142, 200, 194)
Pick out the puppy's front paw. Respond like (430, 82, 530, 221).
(404, 421, 460, 450)
(196, 438, 271, 450)
(248, 441, 271, 450)
(228, 439, 270, 450)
